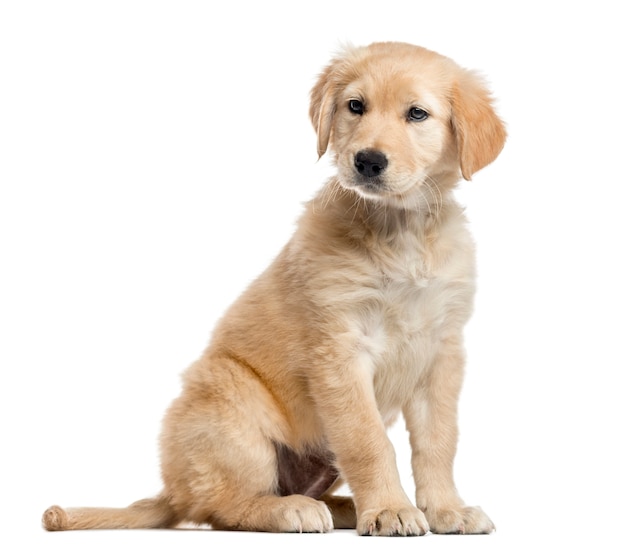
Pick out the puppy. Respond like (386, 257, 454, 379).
(43, 42, 506, 536)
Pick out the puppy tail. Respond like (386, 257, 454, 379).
(42, 494, 179, 531)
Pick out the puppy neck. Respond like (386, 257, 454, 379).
(313, 178, 455, 238)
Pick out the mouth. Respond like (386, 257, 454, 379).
(354, 175, 386, 193)
(338, 170, 389, 199)
(343, 180, 388, 201)
(340, 170, 433, 209)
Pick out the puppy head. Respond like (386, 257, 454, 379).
(310, 42, 506, 202)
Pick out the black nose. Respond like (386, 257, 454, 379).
(354, 150, 388, 178)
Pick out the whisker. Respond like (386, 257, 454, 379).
(345, 190, 363, 225)
(317, 180, 341, 213)
(419, 185, 433, 217)
(422, 175, 444, 218)
(430, 177, 444, 216)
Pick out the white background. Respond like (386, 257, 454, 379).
(1, 1, 625, 554)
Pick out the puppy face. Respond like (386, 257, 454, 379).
(333, 67, 454, 203)
(310, 43, 506, 206)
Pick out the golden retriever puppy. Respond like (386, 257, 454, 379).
(43, 41, 505, 536)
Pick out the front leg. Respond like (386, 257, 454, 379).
(311, 357, 428, 536)
(403, 337, 494, 534)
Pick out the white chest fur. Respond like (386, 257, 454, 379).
(347, 206, 476, 418)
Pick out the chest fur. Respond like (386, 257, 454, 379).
(352, 216, 475, 414)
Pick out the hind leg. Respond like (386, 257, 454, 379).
(160, 357, 332, 532)
(214, 494, 332, 533)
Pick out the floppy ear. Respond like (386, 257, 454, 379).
(451, 71, 506, 180)
(309, 64, 338, 159)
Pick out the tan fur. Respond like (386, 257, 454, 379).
(42, 42, 505, 536)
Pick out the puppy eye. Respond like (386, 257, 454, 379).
(408, 107, 429, 122)
(348, 99, 364, 115)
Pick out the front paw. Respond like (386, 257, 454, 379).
(426, 505, 494, 534)
(357, 505, 429, 536)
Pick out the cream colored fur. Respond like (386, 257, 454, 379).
(43, 42, 506, 536)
